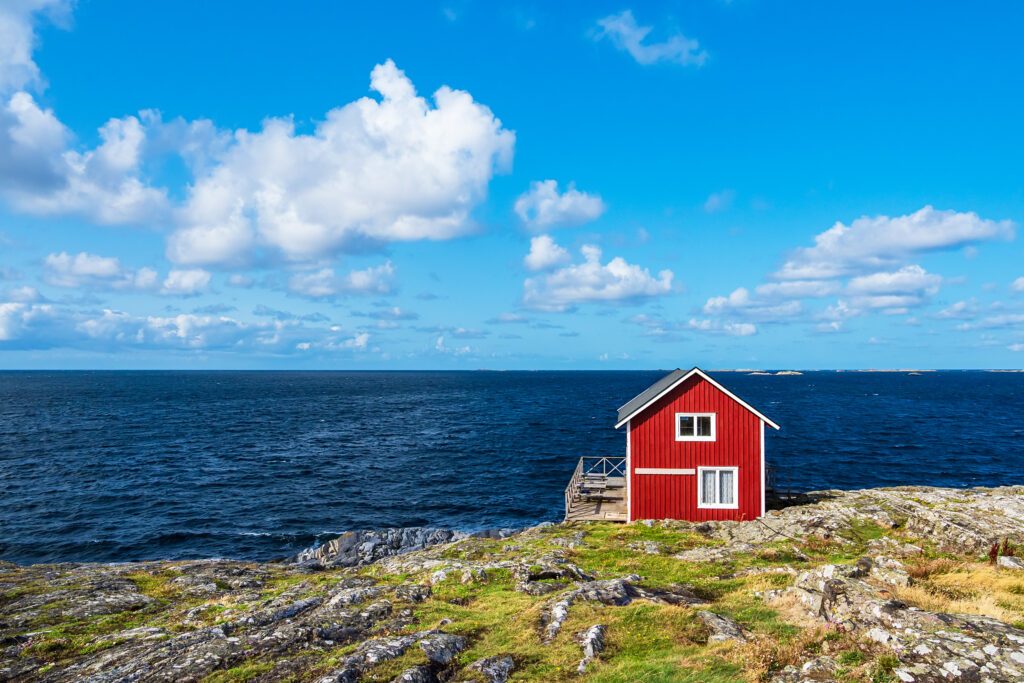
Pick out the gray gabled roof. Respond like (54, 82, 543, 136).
(615, 366, 781, 430)
(616, 368, 688, 425)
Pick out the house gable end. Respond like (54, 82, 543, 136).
(615, 367, 780, 430)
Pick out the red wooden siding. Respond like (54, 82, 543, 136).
(629, 374, 763, 521)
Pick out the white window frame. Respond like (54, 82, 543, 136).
(675, 412, 716, 442)
(697, 466, 739, 509)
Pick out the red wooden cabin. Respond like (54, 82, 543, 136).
(564, 367, 780, 523)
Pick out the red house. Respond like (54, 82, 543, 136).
(564, 367, 780, 523)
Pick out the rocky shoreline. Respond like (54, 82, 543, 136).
(3, 485, 1024, 681)
(292, 527, 521, 569)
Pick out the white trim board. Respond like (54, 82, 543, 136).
(635, 468, 696, 475)
(615, 367, 781, 430)
(759, 421, 766, 518)
(625, 420, 632, 523)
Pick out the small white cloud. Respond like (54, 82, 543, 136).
(754, 280, 840, 300)
(288, 261, 395, 299)
(1009, 343, 1024, 352)
(703, 189, 735, 213)
(227, 274, 254, 288)
(514, 180, 605, 231)
(4, 285, 43, 303)
(160, 269, 211, 296)
(523, 244, 673, 311)
(936, 300, 978, 320)
(523, 234, 570, 271)
(774, 206, 1014, 281)
(594, 10, 707, 66)
(43, 251, 158, 291)
(1012, 276, 1024, 293)
(702, 287, 802, 322)
(341, 332, 369, 350)
(957, 313, 1024, 331)
(486, 312, 529, 324)
(846, 265, 941, 296)
(359, 306, 418, 321)
(687, 318, 757, 336)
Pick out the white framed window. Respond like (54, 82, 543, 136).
(675, 412, 716, 441)
(697, 467, 738, 509)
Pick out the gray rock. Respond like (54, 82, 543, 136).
(295, 528, 469, 567)
(419, 631, 468, 665)
(674, 544, 753, 562)
(696, 611, 748, 643)
(469, 655, 515, 683)
(394, 583, 432, 603)
(577, 624, 606, 673)
(461, 567, 487, 584)
(997, 555, 1024, 570)
(392, 666, 434, 683)
(294, 526, 521, 568)
(869, 555, 912, 587)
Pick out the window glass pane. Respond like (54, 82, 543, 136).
(702, 470, 717, 504)
(678, 415, 694, 437)
(696, 416, 712, 436)
(720, 470, 734, 505)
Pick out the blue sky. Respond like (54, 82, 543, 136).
(1, 1, 1023, 369)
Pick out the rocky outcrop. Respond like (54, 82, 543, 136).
(294, 526, 518, 567)
(769, 561, 1024, 681)
(576, 624, 606, 673)
(701, 486, 1024, 554)
(3, 486, 1024, 682)
(696, 610, 749, 643)
(541, 575, 704, 641)
(467, 655, 515, 682)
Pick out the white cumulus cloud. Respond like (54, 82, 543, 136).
(167, 60, 514, 265)
(523, 244, 673, 312)
(514, 180, 605, 231)
(160, 269, 212, 296)
(523, 234, 570, 271)
(0, 0, 71, 93)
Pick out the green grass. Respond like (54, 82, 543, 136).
(203, 661, 276, 682)
(8, 510, 998, 683)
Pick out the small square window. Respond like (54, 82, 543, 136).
(675, 413, 715, 441)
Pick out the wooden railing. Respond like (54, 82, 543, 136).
(564, 456, 627, 520)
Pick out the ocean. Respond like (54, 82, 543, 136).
(1, 370, 1022, 564)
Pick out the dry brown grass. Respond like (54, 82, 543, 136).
(904, 557, 960, 580)
(892, 563, 1024, 625)
(728, 626, 893, 683)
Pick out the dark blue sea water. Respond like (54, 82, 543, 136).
(1, 371, 1023, 564)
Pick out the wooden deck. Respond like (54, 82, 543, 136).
(564, 457, 628, 523)
(565, 475, 627, 522)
